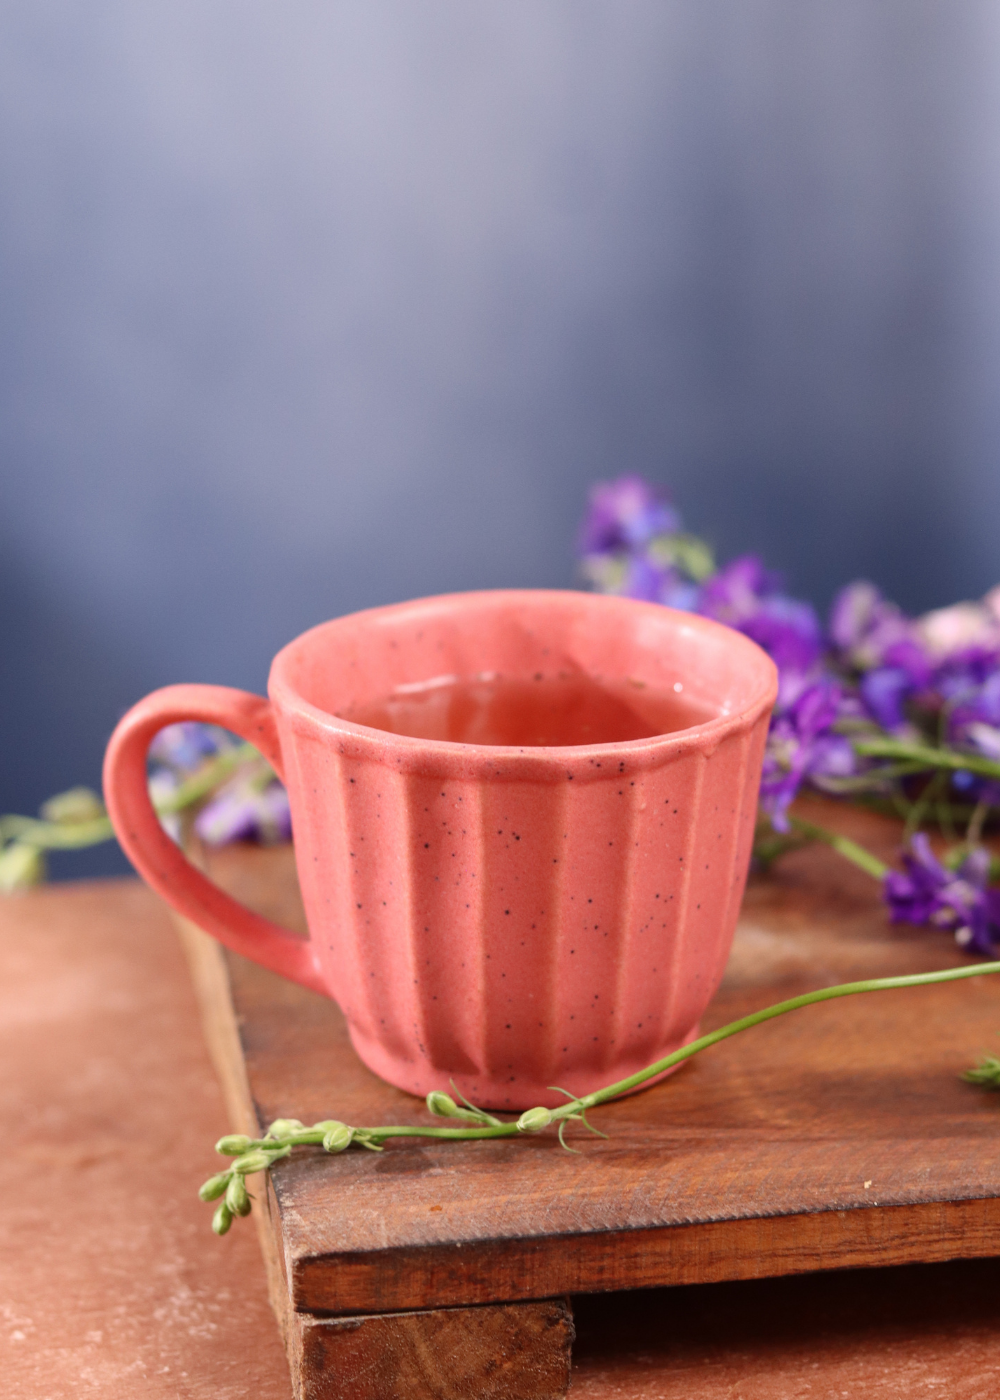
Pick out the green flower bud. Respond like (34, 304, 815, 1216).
(0, 842, 46, 893)
(426, 1092, 461, 1117)
(267, 1118, 305, 1139)
(212, 1202, 233, 1236)
(198, 1171, 232, 1202)
(321, 1123, 353, 1154)
(232, 1149, 275, 1175)
(215, 1134, 253, 1156)
(516, 1106, 553, 1134)
(39, 786, 106, 825)
(226, 1174, 252, 1216)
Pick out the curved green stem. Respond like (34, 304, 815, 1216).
(156, 743, 259, 815)
(239, 1123, 523, 1147)
(0, 743, 259, 852)
(786, 815, 888, 880)
(561, 959, 1000, 1114)
(0, 814, 115, 850)
(205, 957, 1000, 1215)
(854, 737, 1000, 782)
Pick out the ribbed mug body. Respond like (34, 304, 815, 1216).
(271, 590, 776, 1109)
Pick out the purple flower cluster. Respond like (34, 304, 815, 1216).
(149, 721, 291, 847)
(757, 679, 857, 832)
(699, 556, 823, 681)
(577, 476, 705, 610)
(578, 476, 1000, 816)
(577, 475, 680, 555)
(694, 556, 858, 829)
(884, 834, 1000, 954)
(578, 475, 1000, 948)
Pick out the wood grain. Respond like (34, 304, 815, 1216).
(8, 875, 1000, 1398)
(289, 1300, 573, 1400)
(183, 798, 1000, 1319)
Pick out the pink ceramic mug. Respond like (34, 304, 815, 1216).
(104, 589, 776, 1109)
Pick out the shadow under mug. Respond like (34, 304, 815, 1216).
(104, 589, 777, 1109)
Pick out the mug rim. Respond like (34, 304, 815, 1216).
(268, 588, 778, 761)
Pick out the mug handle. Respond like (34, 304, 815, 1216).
(103, 684, 324, 995)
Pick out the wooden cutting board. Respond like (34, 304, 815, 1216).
(178, 798, 1000, 1399)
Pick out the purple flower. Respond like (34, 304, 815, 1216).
(618, 554, 690, 608)
(577, 476, 680, 556)
(828, 583, 931, 733)
(884, 833, 1000, 954)
(147, 720, 291, 847)
(195, 775, 292, 847)
(759, 679, 854, 831)
(827, 582, 941, 732)
(149, 721, 232, 773)
(829, 582, 926, 675)
(858, 667, 914, 732)
(699, 556, 823, 679)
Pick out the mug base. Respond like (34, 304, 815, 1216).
(346, 1022, 702, 1112)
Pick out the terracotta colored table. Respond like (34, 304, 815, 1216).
(4, 800, 1000, 1396)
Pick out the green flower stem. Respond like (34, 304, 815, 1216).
(563, 959, 1000, 1111)
(156, 743, 259, 815)
(204, 958, 1000, 1231)
(786, 815, 889, 880)
(0, 813, 115, 849)
(0, 743, 258, 851)
(234, 1124, 524, 1147)
(854, 737, 1000, 783)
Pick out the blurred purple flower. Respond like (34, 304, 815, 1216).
(828, 582, 932, 731)
(829, 582, 927, 677)
(149, 721, 231, 772)
(858, 667, 914, 732)
(935, 667, 1000, 804)
(613, 554, 700, 610)
(195, 776, 292, 847)
(946, 670, 1000, 746)
(759, 679, 855, 831)
(577, 475, 680, 555)
(699, 556, 823, 680)
(884, 834, 1000, 954)
(147, 720, 291, 847)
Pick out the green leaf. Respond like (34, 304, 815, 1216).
(0, 842, 46, 893)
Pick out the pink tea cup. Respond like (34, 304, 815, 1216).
(104, 590, 776, 1109)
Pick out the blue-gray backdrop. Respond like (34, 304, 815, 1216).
(3, 2, 1000, 877)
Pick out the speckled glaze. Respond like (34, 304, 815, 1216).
(104, 590, 776, 1109)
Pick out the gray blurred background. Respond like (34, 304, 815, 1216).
(3, 1, 1000, 877)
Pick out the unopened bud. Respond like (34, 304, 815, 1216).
(215, 1134, 253, 1157)
(426, 1092, 461, 1118)
(40, 786, 106, 825)
(322, 1123, 353, 1154)
(267, 1118, 305, 1139)
(516, 1106, 553, 1133)
(0, 842, 45, 893)
(198, 1171, 231, 1203)
(212, 1202, 233, 1235)
(232, 1149, 275, 1175)
(226, 1174, 252, 1216)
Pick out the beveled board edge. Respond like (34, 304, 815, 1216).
(174, 913, 295, 1343)
(290, 1194, 1000, 1314)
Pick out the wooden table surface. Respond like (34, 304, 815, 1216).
(198, 800, 1000, 1323)
(4, 812, 1000, 1396)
